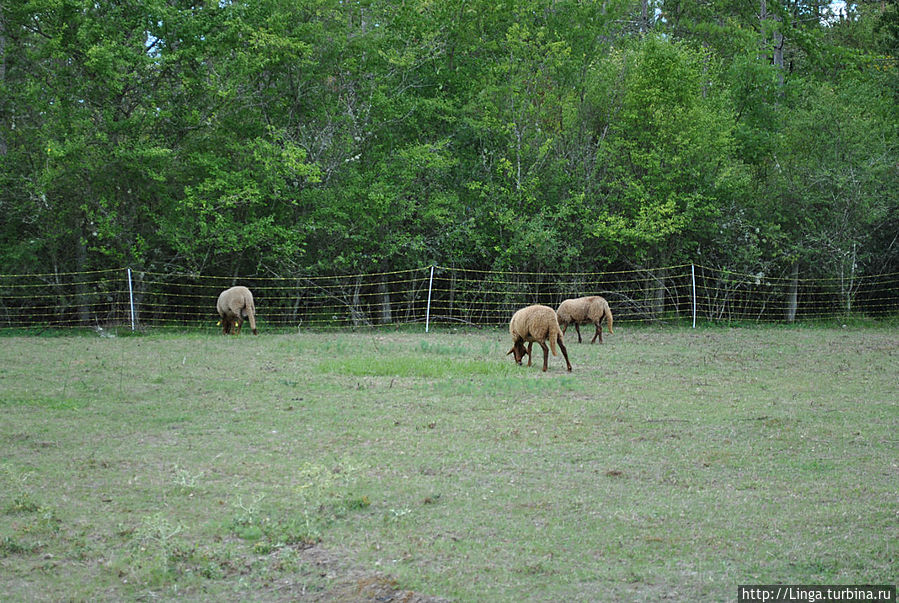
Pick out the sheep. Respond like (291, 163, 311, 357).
(216, 286, 258, 335)
(507, 304, 572, 372)
(556, 296, 614, 344)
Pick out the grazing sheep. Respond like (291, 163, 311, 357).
(507, 304, 572, 372)
(556, 296, 614, 344)
(216, 286, 258, 335)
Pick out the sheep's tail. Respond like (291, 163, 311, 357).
(246, 296, 257, 332)
(549, 329, 559, 356)
(605, 305, 614, 334)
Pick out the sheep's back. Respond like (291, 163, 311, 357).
(556, 299, 577, 322)
(558, 297, 591, 322)
(583, 297, 604, 322)
(511, 305, 560, 341)
(217, 286, 251, 317)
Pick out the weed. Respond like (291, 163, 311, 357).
(134, 513, 184, 553)
(295, 458, 366, 509)
(231, 493, 266, 527)
(294, 458, 369, 538)
(5, 494, 41, 515)
(229, 510, 319, 551)
(344, 495, 372, 511)
(166, 545, 228, 580)
(117, 513, 195, 589)
(226, 459, 370, 556)
(0, 464, 36, 503)
(0, 536, 36, 556)
(171, 464, 203, 494)
(387, 508, 412, 522)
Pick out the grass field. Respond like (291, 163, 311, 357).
(0, 325, 896, 601)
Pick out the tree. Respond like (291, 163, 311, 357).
(587, 35, 743, 316)
(732, 1, 899, 318)
(768, 75, 897, 312)
(0, 0, 192, 321)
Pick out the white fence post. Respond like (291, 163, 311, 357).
(691, 263, 697, 329)
(425, 265, 435, 332)
(127, 268, 136, 331)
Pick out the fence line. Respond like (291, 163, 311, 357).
(0, 265, 896, 332)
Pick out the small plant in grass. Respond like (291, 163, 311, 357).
(0, 472, 62, 557)
(171, 464, 204, 495)
(0, 464, 37, 509)
(5, 494, 42, 515)
(227, 492, 270, 546)
(387, 507, 412, 523)
(121, 513, 187, 587)
(117, 513, 239, 591)
(1, 535, 36, 556)
(228, 491, 319, 551)
(132, 513, 184, 560)
(228, 458, 370, 556)
(0, 536, 32, 557)
(295, 458, 368, 529)
(344, 495, 372, 511)
(137, 514, 183, 545)
(166, 544, 228, 580)
(230, 493, 266, 532)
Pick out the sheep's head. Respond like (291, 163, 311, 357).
(507, 341, 528, 365)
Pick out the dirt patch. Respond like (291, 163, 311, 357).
(288, 545, 451, 603)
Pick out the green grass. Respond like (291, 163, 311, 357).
(0, 325, 896, 601)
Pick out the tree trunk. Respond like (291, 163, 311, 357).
(646, 268, 666, 320)
(76, 234, 91, 325)
(841, 243, 857, 314)
(639, 0, 650, 33)
(448, 268, 456, 321)
(785, 261, 798, 322)
(761, 0, 785, 84)
(0, 5, 7, 157)
(379, 275, 392, 324)
(351, 275, 364, 327)
(765, 0, 795, 325)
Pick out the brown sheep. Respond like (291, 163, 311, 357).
(216, 286, 258, 335)
(507, 304, 572, 372)
(556, 296, 614, 344)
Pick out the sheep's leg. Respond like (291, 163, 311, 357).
(221, 318, 232, 335)
(558, 338, 572, 372)
(538, 341, 550, 371)
(574, 323, 583, 343)
(591, 322, 602, 344)
(526, 342, 534, 366)
(234, 317, 243, 335)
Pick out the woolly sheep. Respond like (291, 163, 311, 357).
(556, 296, 614, 344)
(507, 304, 572, 372)
(216, 286, 258, 335)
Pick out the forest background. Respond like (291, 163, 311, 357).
(1, 0, 897, 304)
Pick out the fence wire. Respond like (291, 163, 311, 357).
(0, 265, 896, 331)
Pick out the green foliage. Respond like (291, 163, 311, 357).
(590, 36, 739, 264)
(0, 0, 896, 279)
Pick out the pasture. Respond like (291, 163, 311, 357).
(0, 326, 896, 601)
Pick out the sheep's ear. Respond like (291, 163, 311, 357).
(506, 348, 514, 356)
